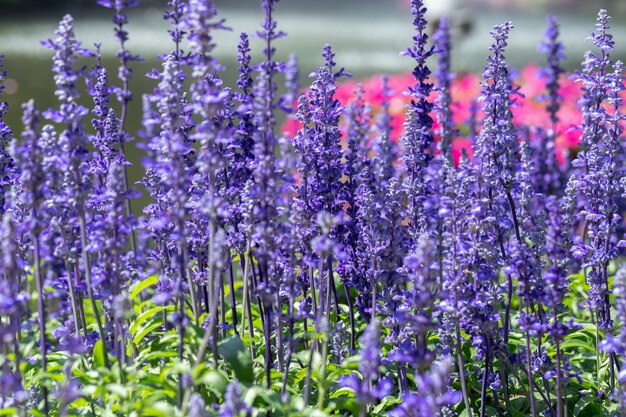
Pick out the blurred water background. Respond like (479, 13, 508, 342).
(1, 0, 625, 199)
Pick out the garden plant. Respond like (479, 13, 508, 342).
(2, 0, 626, 416)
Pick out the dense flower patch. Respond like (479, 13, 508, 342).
(1, 0, 626, 416)
(284, 64, 590, 166)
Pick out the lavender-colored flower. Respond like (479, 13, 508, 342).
(186, 0, 228, 78)
(389, 359, 461, 417)
(245, 0, 287, 268)
(292, 56, 346, 276)
(219, 381, 250, 417)
(401, 0, 436, 241)
(38, 15, 105, 355)
(374, 75, 397, 191)
(434, 16, 457, 158)
(0, 56, 15, 211)
(90, 69, 123, 181)
(474, 21, 519, 189)
(340, 319, 392, 411)
(164, 0, 189, 62)
(601, 266, 626, 406)
(337, 85, 372, 299)
(570, 11, 624, 330)
(142, 55, 194, 309)
(97, 0, 143, 106)
(253, 0, 286, 136)
(279, 53, 299, 114)
(41, 14, 90, 109)
(0, 211, 25, 374)
(188, 393, 210, 417)
(538, 15, 566, 129)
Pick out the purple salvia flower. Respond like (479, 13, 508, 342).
(164, 0, 189, 63)
(511, 144, 546, 335)
(90, 69, 122, 181)
(219, 380, 250, 417)
(374, 75, 397, 190)
(434, 16, 457, 159)
(0, 56, 15, 211)
(401, 0, 436, 241)
(341, 84, 371, 213)
(576, 9, 612, 153)
(353, 177, 381, 320)
(54, 362, 81, 417)
(236, 32, 254, 105)
(142, 55, 193, 309)
(41, 14, 90, 110)
(97, 0, 142, 255)
(16, 100, 45, 240)
(243, 1, 291, 391)
(340, 319, 392, 413)
(391, 234, 436, 375)
(530, 16, 566, 196)
(389, 359, 461, 417)
(97, 0, 143, 107)
(322, 43, 350, 80)
(298, 57, 343, 326)
(188, 393, 209, 417)
(538, 15, 566, 129)
(186, 0, 228, 78)
(41, 16, 100, 349)
(292, 55, 346, 267)
(430, 17, 458, 296)
(305, 59, 346, 215)
(279, 53, 299, 114)
(230, 33, 256, 210)
(16, 99, 52, 413)
(378, 177, 408, 290)
(41, 13, 91, 212)
(474, 21, 519, 189)
(600, 266, 626, 407)
(292, 94, 319, 270)
(466, 99, 480, 143)
(87, 157, 134, 318)
(245, 0, 286, 269)
(0, 212, 28, 410)
(436, 164, 458, 354)
(185, 0, 231, 271)
(293, 60, 347, 333)
(92, 68, 110, 126)
(570, 11, 623, 331)
(188, 74, 232, 325)
(337, 85, 372, 316)
(467, 22, 519, 369)
(253, 0, 286, 137)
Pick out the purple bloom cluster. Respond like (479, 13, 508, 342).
(3, 2, 626, 416)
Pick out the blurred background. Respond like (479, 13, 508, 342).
(1, 0, 625, 187)
(1, 0, 626, 123)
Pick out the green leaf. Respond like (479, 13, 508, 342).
(508, 409, 527, 417)
(107, 383, 129, 398)
(574, 397, 601, 417)
(93, 339, 106, 368)
(330, 387, 355, 399)
(130, 275, 158, 301)
(198, 369, 228, 395)
(560, 339, 596, 353)
(371, 395, 401, 414)
(142, 401, 177, 417)
(132, 322, 163, 345)
(217, 335, 254, 383)
(130, 306, 168, 335)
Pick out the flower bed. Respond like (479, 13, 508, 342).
(1, 1, 626, 416)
